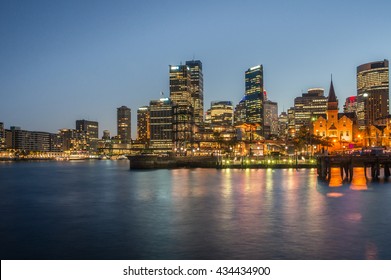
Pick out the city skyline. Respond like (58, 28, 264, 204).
(1, 0, 390, 137)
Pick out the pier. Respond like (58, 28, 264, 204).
(317, 154, 391, 183)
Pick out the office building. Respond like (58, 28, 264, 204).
(293, 88, 328, 132)
(357, 59, 389, 129)
(7, 126, 54, 152)
(117, 106, 131, 143)
(76, 119, 99, 153)
(137, 106, 150, 142)
(234, 97, 246, 126)
(209, 101, 234, 128)
(343, 96, 357, 113)
(149, 98, 173, 153)
(278, 112, 288, 139)
(245, 65, 264, 132)
(169, 64, 194, 149)
(186, 60, 204, 126)
(263, 100, 278, 138)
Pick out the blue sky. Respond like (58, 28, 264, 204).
(1, 0, 390, 137)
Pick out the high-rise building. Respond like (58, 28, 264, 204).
(186, 60, 204, 126)
(0, 122, 5, 150)
(278, 112, 288, 139)
(137, 106, 150, 142)
(357, 59, 389, 129)
(343, 96, 357, 113)
(234, 97, 246, 126)
(169, 65, 194, 149)
(245, 65, 264, 132)
(149, 98, 173, 153)
(263, 100, 278, 138)
(117, 106, 131, 143)
(209, 101, 234, 128)
(58, 128, 88, 152)
(76, 119, 99, 153)
(293, 88, 328, 132)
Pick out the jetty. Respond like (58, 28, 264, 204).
(127, 154, 317, 169)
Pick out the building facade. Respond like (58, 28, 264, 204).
(169, 65, 194, 149)
(209, 101, 234, 129)
(312, 80, 355, 151)
(294, 88, 328, 132)
(186, 60, 204, 126)
(357, 59, 389, 130)
(244, 65, 264, 133)
(149, 98, 173, 153)
(117, 106, 131, 144)
(137, 106, 150, 143)
(6, 126, 58, 152)
(343, 96, 357, 113)
(263, 100, 278, 138)
(76, 119, 99, 153)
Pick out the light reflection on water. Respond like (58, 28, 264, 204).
(1, 161, 391, 259)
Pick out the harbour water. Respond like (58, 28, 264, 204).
(1, 160, 391, 259)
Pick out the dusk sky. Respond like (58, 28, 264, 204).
(1, 0, 390, 137)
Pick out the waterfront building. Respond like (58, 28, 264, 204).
(169, 64, 194, 150)
(117, 106, 131, 144)
(0, 122, 5, 150)
(312, 80, 355, 151)
(149, 98, 173, 153)
(137, 106, 150, 143)
(357, 59, 389, 130)
(263, 100, 278, 139)
(186, 60, 204, 126)
(209, 101, 234, 129)
(6, 126, 57, 152)
(76, 119, 99, 153)
(58, 128, 88, 152)
(244, 65, 264, 134)
(294, 88, 327, 132)
(343, 96, 357, 113)
(278, 112, 288, 140)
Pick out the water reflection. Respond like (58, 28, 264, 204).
(2, 161, 391, 259)
(329, 167, 343, 187)
(350, 167, 368, 191)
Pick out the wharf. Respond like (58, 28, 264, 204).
(127, 154, 317, 169)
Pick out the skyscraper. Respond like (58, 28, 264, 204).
(169, 64, 194, 149)
(117, 106, 131, 143)
(186, 60, 204, 126)
(149, 98, 173, 153)
(357, 59, 389, 129)
(137, 106, 150, 142)
(293, 88, 328, 132)
(76, 119, 99, 152)
(263, 100, 278, 138)
(245, 65, 264, 133)
(209, 101, 234, 128)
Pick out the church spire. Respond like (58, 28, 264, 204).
(327, 76, 338, 110)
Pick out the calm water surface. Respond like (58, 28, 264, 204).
(1, 160, 391, 259)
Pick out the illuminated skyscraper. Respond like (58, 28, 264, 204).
(245, 65, 264, 133)
(169, 64, 194, 149)
(186, 60, 204, 126)
(209, 101, 233, 128)
(149, 98, 173, 153)
(137, 106, 150, 142)
(357, 60, 389, 129)
(263, 100, 278, 138)
(76, 119, 99, 152)
(117, 106, 131, 143)
(293, 88, 327, 132)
